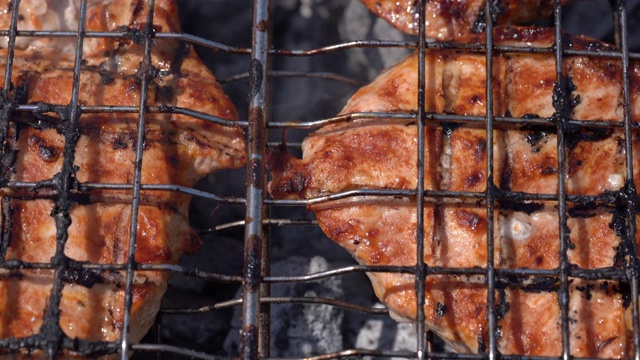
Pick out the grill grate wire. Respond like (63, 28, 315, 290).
(615, 0, 640, 358)
(242, 0, 271, 358)
(415, 0, 429, 357)
(0, 0, 637, 359)
(552, 1, 572, 359)
(482, 1, 497, 358)
(121, 0, 157, 358)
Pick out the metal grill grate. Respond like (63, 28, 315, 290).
(0, 0, 638, 359)
(241, 0, 640, 359)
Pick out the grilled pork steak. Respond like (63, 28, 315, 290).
(359, 0, 571, 40)
(0, 0, 245, 357)
(269, 26, 640, 357)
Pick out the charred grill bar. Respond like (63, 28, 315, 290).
(552, 1, 571, 358)
(416, 0, 429, 358)
(45, 0, 89, 357)
(242, 0, 270, 359)
(482, 1, 498, 358)
(121, 0, 156, 358)
(615, 1, 640, 359)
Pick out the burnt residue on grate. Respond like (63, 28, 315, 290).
(472, 0, 504, 33)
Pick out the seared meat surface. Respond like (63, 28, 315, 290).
(0, 0, 245, 357)
(359, 0, 571, 40)
(269, 27, 640, 357)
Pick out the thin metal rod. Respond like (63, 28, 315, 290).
(268, 111, 415, 129)
(10, 102, 640, 132)
(0, 4, 19, 280)
(42, 0, 89, 357)
(483, 1, 498, 358)
(267, 111, 634, 131)
(2, 177, 624, 207)
(120, 0, 156, 358)
(0, 0, 19, 102)
(154, 315, 163, 360)
(415, 0, 428, 358)
(2, 29, 638, 59)
(0, 258, 625, 280)
(611, 0, 623, 47)
(162, 296, 390, 315)
(218, 70, 363, 86)
(269, 348, 417, 360)
(0, 0, 20, 184)
(206, 218, 318, 232)
(552, 2, 571, 359)
(241, 0, 270, 359)
(615, 1, 640, 359)
(8, 103, 246, 128)
(270, 40, 416, 55)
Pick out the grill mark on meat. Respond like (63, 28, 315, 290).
(610, 206, 631, 267)
(524, 126, 549, 150)
(496, 275, 560, 293)
(0, 198, 11, 263)
(26, 133, 61, 163)
(464, 172, 484, 188)
(566, 127, 613, 151)
(455, 210, 484, 232)
(61, 267, 103, 288)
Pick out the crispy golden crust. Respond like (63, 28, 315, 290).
(0, 272, 165, 343)
(359, 0, 572, 40)
(269, 27, 639, 357)
(0, 0, 246, 357)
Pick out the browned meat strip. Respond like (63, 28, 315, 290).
(359, 0, 572, 40)
(269, 26, 640, 357)
(0, 0, 246, 357)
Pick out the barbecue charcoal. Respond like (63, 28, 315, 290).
(170, 234, 243, 293)
(351, 318, 417, 359)
(159, 302, 232, 355)
(224, 256, 344, 357)
(562, 0, 640, 51)
(158, 235, 242, 355)
(338, 0, 412, 81)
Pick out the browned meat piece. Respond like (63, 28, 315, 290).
(269, 26, 640, 357)
(359, 0, 571, 40)
(0, 0, 246, 358)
